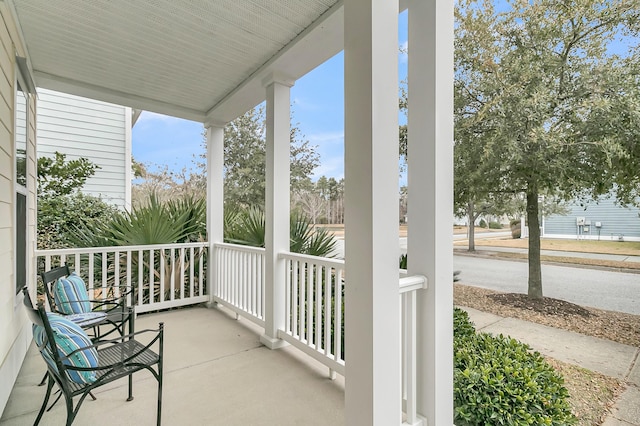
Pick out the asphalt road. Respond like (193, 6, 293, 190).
(453, 254, 640, 315)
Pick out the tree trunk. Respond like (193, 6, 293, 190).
(467, 200, 475, 252)
(526, 187, 543, 299)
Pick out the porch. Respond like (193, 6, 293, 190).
(3, 242, 425, 424)
(2, 0, 454, 423)
(1, 306, 345, 425)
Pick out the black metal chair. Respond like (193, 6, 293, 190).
(23, 287, 164, 426)
(40, 265, 134, 341)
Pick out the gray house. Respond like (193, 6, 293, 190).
(37, 89, 132, 209)
(544, 196, 640, 242)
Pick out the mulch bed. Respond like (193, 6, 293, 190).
(454, 283, 640, 347)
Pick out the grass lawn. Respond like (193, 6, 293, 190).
(465, 237, 640, 256)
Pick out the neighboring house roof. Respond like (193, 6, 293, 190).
(37, 89, 132, 209)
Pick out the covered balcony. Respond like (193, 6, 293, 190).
(1, 0, 454, 424)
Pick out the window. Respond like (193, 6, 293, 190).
(15, 80, 28, 295)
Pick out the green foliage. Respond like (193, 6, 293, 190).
(38, 152, 99, 197)
(69, 193, 206, 248)
(221, 106, 320, 209)
(454, 0, 640, 298)
(37, 193, 119, 250)
(478, 219, 488, 228)
(453, 308, 477, 340)
(488, 221, 503, 230)
(224, 207, 337, 257)
(453, 308, 576, 426)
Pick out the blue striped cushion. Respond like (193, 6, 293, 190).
(33, 314, 98, 384)
(53, 272, 91, 314)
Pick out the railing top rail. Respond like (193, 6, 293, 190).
(214, 242, 266, 254)
(399, 275, 428, 294)
(36, 241, 209, 256)
(279, 251, 345, 268)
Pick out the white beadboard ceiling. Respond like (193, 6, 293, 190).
(12, 0, 343, 123)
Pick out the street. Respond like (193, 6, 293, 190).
(331, 236, 640, 315)
(454, 254, 640, 315)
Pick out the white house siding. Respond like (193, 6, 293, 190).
(544, 196, 640, 242)
(37, 88, 131, 208)
(0, 2, 38, 416)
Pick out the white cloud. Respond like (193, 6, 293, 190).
(292, 97, 320, 111)
(135, 111, 188, 126)
(399, 40, 408, 63)
(312, 155, 344, 180)
(308, 131, 344, 145)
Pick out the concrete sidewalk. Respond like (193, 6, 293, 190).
(463, 307, 640, 425)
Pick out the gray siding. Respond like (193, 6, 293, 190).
(544, 196, 640, 241)
(37, 89, 130, 208)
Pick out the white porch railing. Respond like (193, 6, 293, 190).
(400, 274, 428, 426)
(278, 251, 346, 377)
(35, 242, 209, 313)
(213, 243, 266, 327)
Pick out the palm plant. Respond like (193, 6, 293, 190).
(68, 193, 207, 304)
(224, 207, 338, 257)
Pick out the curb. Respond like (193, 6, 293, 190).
(453, 249, 640, 275)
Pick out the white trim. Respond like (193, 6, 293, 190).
(260, 80, 291, 349)
(13, 64, 29, 307)
(34, 71, 206, 123)
(124, 106, 132, 210)
(344, 0, 400, 423)
(206, 1, 344, 124)
(407, 0, 455, 423)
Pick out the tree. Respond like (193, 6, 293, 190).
(455, 0, 640, 298)
(38, 152, 99, 197)
(222, 106, 320, 209)
(37, 152, 116, 249)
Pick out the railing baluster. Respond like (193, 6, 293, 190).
(284, 257, 291, 333)
(324, 265, 331, 357)
(292, 260, 299, 338)
(149, 249, 155, 305)
(126, 250, 132, 307)
(315, 265, 322, 350)
(101, 251, 107, 302)
(334, 269, 342, 362)
(160, 248, 166, 303)
(113, 250, 120, 298)
(307, 262, 313, 344)
(88, 253, 94, 296)
(170, 247, 175, 301)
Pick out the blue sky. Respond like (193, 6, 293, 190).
(132, 12, 409, 181)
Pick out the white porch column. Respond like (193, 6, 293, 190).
(205, 122, 225, 305)
(344, 0, 400, 424)
(407, 0, 454, 424)
(260, 73, 293, 349)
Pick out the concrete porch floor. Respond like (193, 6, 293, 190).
(1, 306, 345, 425)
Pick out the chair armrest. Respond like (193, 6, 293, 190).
(60, 323, 164, 363)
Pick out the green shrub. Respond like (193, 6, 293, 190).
(454, 308, 476, 339)
(454, 326, 576, 425)
(489, 221, 503, 229)
(478, 219, 488, 228)
(38, 193, 119, 249)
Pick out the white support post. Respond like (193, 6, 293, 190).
(344, 0, 400, 424)
(260, 72, 293, 349)
(205, 123, 225, 306)
(407, 0, 454, 424)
